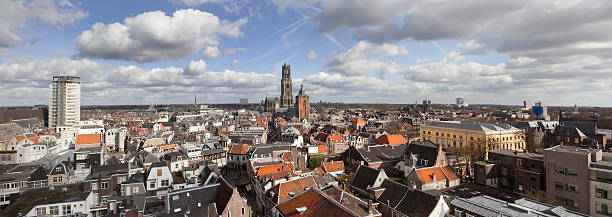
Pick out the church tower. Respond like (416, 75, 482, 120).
(280, 62, 293, 108)
(296, 84, 310, 121)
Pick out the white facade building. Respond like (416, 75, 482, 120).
(49, 76, 80, 128)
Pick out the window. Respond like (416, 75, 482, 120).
(49, 206, 59, 215)
(567, 169, 578, 176)
(157, 169, 162, 176)
(554, 168, 566, 175)
(597, 203, 612, 215)
(149, 182, 156, 189)
(470, 137, 474, 141)
(55, 167, 61, 172)
(0, 194, 8, 202)
(242, 207, 245, 215)
(101, 182, 109, 189)
(117, 176, 126, 184)
(62, 204, 72, 215)
(37, 207, 46, 216)
(518, 184, 523, 192)
(555, 182, 565, 190)
(133, 187, 139, 193)
(530, 176, 536, 182)
(161, 179, 170, 186)
(567, 184, 579, 192)
(91, 183, 98, 190)
(596, 187, 612, 200)
(101, 196, 108, 204)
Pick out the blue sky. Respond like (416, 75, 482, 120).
(1, 0, 611, 106)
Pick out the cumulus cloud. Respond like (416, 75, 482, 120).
(202, 46, 221, 60)
(0, 58, 277, 105)
(301, 71, 431, 102)
(307, 51, 318, 60)
(0, 0, 87, 47)
(75, 9, 247, 62)
(457, 40, 486, 55)
(168, 0, 226, 6)
(326, 41, 407, 76)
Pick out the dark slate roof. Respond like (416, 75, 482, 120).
(166, 183, 221, 215)
(357, 144, 407, 163)
(405, 141, 439, 167)
(393, 189, 439, 217)
(350, 165, 381, 191)
(151, 161, 168, 168)
(553, 126, 586, 138)
(425, 121, 520, 132)
(561, 121, 597, 135)
(1, 184, 88, 217)
(48, 161, 71, 176)
(377, 179, 411, 207)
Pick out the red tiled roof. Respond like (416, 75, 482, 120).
(441, 165, 459, 181)
(76, 134, 102, 145)
(323, 161, 345, 173)
(350, 118, 366, 124)
(28, 136, 40, 144)
(317, 145, 327, 153)
(415, 166, 446, 183)
(16, 135, 26, 142)
(276, 188, 359, 217)
(373, 134, 407, 146)
(328, 134, 344, 143)
(277, 176, 317, 203)
(282, 152, 293, 163)
(228, 144, 249, 155)
(257, 163, 294, 177)
(314, 167, 325, 175)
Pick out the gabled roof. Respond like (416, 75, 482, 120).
(350, 165, 381, 191)
(228, 144, 249, 155)
(373, 134, 407, 146)
(356, 144, 407, 164)
(561, 121, 597, 135)
(405, 141, 439, 167)
(318, 145, 327, 153)
(322, 185, 381, 217)
(323, 161, 345, 173)
(276, 188, 359, 217)
(275, 176, 317, 203)
(76, 133, 102, 145)
(377, 179, 440, 217)
(415, 165, 459, 183)
(314, 132, 329, 142)
(257, 163, 294, 177)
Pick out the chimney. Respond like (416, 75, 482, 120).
(368, 199, 375, 215)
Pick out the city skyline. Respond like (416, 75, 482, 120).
(1, 0, 612, 106)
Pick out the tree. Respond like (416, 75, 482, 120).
(308, 157, 324, 169)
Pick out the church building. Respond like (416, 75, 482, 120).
(263, 62, 310, 121)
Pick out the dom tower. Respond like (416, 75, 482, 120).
(280, 62, 293, 108)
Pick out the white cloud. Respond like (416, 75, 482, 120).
(75, 9, 247, 62)
(326, 41, 407, 76)
(0, 57, 277, 105)
(231, 59, 241, 68)
(202, 46, 221, 60)
(0, 0, 87, 47)
(168, 0, 226, 6)
(457, 40, 486, 55)
(307, 50, 318, 60)
(223, 47, 247, 56)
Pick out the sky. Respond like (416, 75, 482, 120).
(1, 0, 612, 106)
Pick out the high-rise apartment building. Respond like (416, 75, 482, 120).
(48, 76, 80, 128)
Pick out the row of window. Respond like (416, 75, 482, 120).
(36, 204, 74, 215)
(554, 181, 579, 193)
(554, 167, 578, 176)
